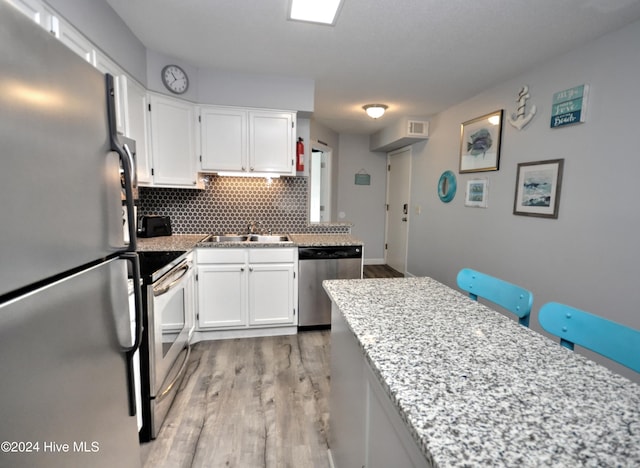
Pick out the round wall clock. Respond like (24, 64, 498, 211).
(161, 64, 189, 94)
(437, 170, 457, 203)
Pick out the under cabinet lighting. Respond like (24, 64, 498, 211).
(288, 0, 344, 25)
(217, 172, 280, 179)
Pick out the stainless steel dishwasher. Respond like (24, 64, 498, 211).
(298, 245, 363, 329)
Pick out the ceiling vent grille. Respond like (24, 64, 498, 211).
(370, 117, 429, 152)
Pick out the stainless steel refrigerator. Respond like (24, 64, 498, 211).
(0, 3, 142, 467)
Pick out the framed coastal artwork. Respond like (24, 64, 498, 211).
(459, 110, 503, 173)
(464, 179, 488, 208)
(513, 159, 564, 218)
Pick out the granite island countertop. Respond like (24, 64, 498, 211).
(323, 277, 640, 467)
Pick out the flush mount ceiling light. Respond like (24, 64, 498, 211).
(363, 104, 388, 119)
(288, 0, 344, 25)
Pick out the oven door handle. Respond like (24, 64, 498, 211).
(153, 262, 190, 297)
(157, 344, 191, 402)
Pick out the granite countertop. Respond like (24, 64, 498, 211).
(323, 277, 640, 467)
(135, 234, 208, 252)
(287, 233, 363, 247)
(135, 233, 363, 251)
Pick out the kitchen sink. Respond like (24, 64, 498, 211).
(203, 234, 291, 243)
(205, 235, 249, 242)
(248, 235, 290, 243)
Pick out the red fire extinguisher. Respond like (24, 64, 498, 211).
(296, 137, 305, 172)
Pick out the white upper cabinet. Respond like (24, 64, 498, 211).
(55, 19, 96, 66)
(249, 111, 295, 174)
(148, 93, 199, 188)
(6, 0, 44, 24)
(122, 77, 153, 186)
(8, 0, 299, 186)
(200, 106, 296, 176)
(200, 107, 247, 171)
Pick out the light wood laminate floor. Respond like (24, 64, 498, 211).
(363, 264, 404, 278)
(141, 331, 331, 468)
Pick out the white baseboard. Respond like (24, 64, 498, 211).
(363, 257, 385, 265)
(191, 326, 297, 344)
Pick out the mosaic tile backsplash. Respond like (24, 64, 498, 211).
(138, 175, 350, 235)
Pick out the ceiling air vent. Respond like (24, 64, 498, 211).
(370, 117, 429, 152)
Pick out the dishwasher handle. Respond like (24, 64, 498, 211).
(298, 246, 362, 260)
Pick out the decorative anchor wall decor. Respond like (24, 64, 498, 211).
(508, 85, 537, 130)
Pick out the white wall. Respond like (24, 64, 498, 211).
(311, 119, 340, 223)
(337, 134, 387, 263)
(146, 49, 315, 113)
(407, 20, 640, 381)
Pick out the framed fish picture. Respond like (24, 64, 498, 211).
(459, 110, 503, 173)
(513, 159, 564, 218)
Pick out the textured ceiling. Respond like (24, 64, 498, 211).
(106, 0, 640, 134)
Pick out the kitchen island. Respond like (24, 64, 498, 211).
(323, 277, 640, 467)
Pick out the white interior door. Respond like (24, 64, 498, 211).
(385, 147, 412, 274)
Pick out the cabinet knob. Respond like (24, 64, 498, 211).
(240, 267, 245, 272)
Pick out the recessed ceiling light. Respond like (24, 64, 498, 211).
(288, 0, 344, 26)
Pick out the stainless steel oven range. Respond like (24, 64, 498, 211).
(137, 250, 194, 441)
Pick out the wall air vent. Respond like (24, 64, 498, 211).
(370, 117, 429, 152)
(408, 120, 428, 136)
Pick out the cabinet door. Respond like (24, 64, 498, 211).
(125, 78, 153, 185)
(200, 107, 247, 172)
(249, 111, 295, 174)
(57, 18, 96, 65)
(149, 94, 198, 187)
(6, 0, 44, 24)
(248, 263, 295, 326)
(197, 265, 246, 328)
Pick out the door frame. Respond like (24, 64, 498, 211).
(384, 146, 412, 274)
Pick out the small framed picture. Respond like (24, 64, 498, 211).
(465, 179, 488, 208)
(459, 110, 503, 173)
(513, 159, 564, 218)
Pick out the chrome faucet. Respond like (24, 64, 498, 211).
(247, 221, 262, 234)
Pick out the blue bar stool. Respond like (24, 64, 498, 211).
(538, 302, 640, 373)
(456, 268, 533, 327)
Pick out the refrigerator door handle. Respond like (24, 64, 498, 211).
(123, 142, 137, 189)
(106, 73, 137, 252)
(121, 252, 143, 417)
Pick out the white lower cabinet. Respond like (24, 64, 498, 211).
(196, 248, 297, 330)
